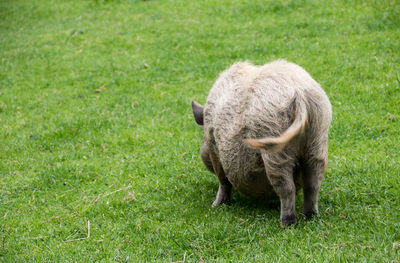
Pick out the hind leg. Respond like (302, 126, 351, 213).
(301, 135, 328, 219)
(209, 150, 232, 207)
(301, 156, 326, 219)
(262, 153, 297, 227)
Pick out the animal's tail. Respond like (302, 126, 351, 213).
(243, 96, 308, 152)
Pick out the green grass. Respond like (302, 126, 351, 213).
(1, 0, 399, 261)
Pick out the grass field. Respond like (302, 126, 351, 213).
(1, 0, 400, 261)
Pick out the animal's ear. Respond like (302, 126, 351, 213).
(191, 100, 204, 126)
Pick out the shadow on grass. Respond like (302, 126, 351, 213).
(187, 177, 281, 216)
(230, 191, 281, 211)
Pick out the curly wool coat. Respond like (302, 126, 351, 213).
(192, 60, 332, 226)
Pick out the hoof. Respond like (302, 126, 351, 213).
(212, 188, 231, 207)
(212, 198, 230, 207)
(302, 210, 318, 220)
(212, 200, 220, 207)
(281, 214, 296, 227)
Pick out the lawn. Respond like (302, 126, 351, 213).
(0, 0, 399, 262)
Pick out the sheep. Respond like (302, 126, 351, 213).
(191, 60, 332, 227)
